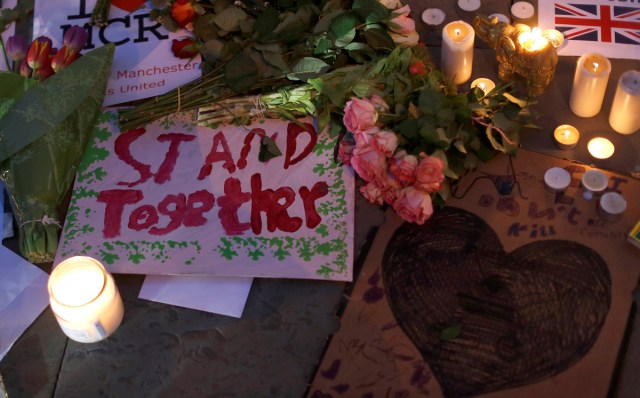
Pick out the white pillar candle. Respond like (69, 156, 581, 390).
(470, 77, 496, 94)
(457, 0, 481, 12)
(544, 167, 571, 192)
(441, 20, 475, 85)
(581, 169, 609, 200)
(421, 8, 446, 26)
(570, 53, 612, 117)
(511, 1, 535, 24)
(489, 13, 510, 24)
(598, 192, 627, 222)
(587, 137, 615, 160)
(608, 70, 640, 135)
(553, 124, 580, 150)
(49, 256, 124, 343)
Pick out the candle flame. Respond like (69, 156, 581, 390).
(532, 27, 542, 39)
(479, 82, 486, 91)
(564, 130, 570, 139)
(455, 28, 461, 36)
(593, 62, 599, 72)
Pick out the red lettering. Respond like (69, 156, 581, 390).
(217, 177, 251, 235)
(198, 131, 236, 179)
(154, 133, 196, 184)
(237, 128, 279, 170)
(299, 181, 329, 228)
(149, 193, 186, 235)
(97, 189, 143, 238)
(128, 204, 159, 231)
(115, 128, 153, 187)
(250, 173, 302, 234)
(184, 190, 215, 227)
(284, 122, 317, 169)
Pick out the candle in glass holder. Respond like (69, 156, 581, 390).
(570, 53, 611, 117)
(598, 192, 627, 222)
(544, 167, 571, 192)
(470, 77, 496, 94)
(553, 124, 579, 150)
(542, 29, 565, 49)
(587, 137, 615, 160)
(581, 169, 609, 200)
(49, 256, 124, 343)
(517, 27, 549, 52)
(441, 20, 475, 85)
(609, 70, 640, 135)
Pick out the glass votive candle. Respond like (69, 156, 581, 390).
(48, 256, 124, 343)
(587, 137, 615, 159)
(542, 29, 565, 49)
(470, 78, 496, 95)
(553, 124, 579, 150)
(598, 192, 627, 222)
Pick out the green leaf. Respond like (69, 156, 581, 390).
(287, 57, 330, 81)
(255, 43, 290, 72)
(352, 0, 390, 23)
(258, 136, 282, 162)
(419, 89, 442, 114)
(439, 324, 461, 341)
(362, 28, 395, 52)
(224, 53, 259, 93)
(0, 72, 37, 101)
(335, 28, 356, 48)
(344, 42, 376, 62)
(200, 39, 225, 64)
(397, 119, 418, 139)
(503, 92, 530, 108)
(214, 6, 247, 32)
(330, 12, 357, 37)
(254, 7, 279, 41)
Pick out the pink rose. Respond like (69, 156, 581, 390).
(415, 154, 445, 193)
(354, 126, 376, 149)
(390, 31, 420, 46)
(350, 146, 386, 182)
(372, 129, 398, 156)
(338, 136, 356, 164)
(388, 5, 416, 36)
(367, 95, 389, 112)
(392, 187, 434, 224)
(389, 150, 418, 185)
(360, 182, 384, 205)
(343, 97, 378, 134)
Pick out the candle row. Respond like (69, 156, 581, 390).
(570, 53, 640, 134)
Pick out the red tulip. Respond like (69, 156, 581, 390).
(27, 36, 53, 70)
(19, 59, 32, 78)
(51, 46, 80, 73)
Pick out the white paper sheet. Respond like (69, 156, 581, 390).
(139, 275, 253, 318)
(0, 245, 49, 361)
(0, 0, 18, 71)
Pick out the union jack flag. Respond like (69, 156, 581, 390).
(554, 3, 640, 44)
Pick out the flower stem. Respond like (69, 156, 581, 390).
(0, 36, 11, 73)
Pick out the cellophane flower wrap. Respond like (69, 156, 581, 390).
(0, 44, 115, 263)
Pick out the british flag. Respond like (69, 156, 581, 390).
(554, 3, 640, 44)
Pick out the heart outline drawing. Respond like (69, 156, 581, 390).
(382, 206, 611, 397)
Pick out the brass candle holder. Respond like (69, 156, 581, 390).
(472, 15, 558, 97)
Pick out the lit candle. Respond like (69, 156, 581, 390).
(542, 29, 565, 49)
(470, 77, 496, 94)
(441, 20, 475, 85)
(598, 192, 627, 222)
(48, 256, 124, 343)
(457, 0, 481, 12)
(488, 13, 510, 24)
(544, 167, 571, 192)
(587, 137, 615, 160)
(421, 8, 446, 26)
(570, 53, 612, 117)
(581, 169, 609, 200)
(511, 1, 535, 24)
(553, 124, 580, 150)
(608, 70, 640, 135)
(517, 27, 549, 52)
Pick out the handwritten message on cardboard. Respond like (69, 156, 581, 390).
(56, 111, 355, 281)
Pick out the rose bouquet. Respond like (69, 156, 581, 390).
(0, 21, 115, 263)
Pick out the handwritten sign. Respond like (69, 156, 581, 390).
(33, 0, 201, 105)
(55, 111, 355, 281)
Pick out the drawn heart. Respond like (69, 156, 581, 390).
(382, 206, 610, 397)
(111, 0, 146, 13)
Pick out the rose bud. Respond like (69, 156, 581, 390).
(6, 35, 29, 61)
(171, 0, 196, 28)
(171, 38, 199, 59)
(51, 46, 80, 73)
(27, 36, 53, 70)
(63, 25, 89, 53)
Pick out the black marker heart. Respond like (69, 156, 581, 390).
(382, 206, 610, 397)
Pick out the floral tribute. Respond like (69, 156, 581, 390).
(119, 0, 537, 226)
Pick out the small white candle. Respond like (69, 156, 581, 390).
(598, 192, 627, 221)
(609, 70, 640, 135)
(553, 124, 580, 150)
(542, 29, 565, 49)
(570, 53, 612, 117)
(457, 0, 481, 12)
(544, 167, 571, 192)
(49, 256, 124, 343)
(587, 137, 615, 160)
(441, 20, 475, 85)
(421, 8, 446, 26)
(581, 169, 609, 200)
(511, 1, 535, 23)
(470, 77, 496, 94)
(489, 13, 510, 24)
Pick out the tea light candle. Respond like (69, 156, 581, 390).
(609, 70, 640, 135)
(470, 77, 496, 94)
(511, 1, 535, 24)
(587, 137, 615, 160)
(518, 27, 549, 52)
(49, 256, 124, 343)
(441, 20, 475, 85)
(457, 0, 481, 12)
(598, 192, 627, 222)
(489, 13, 510, 24)
(581, 169, 608, 200)
(542, 29, 565, 49)
(421, 8, 446, 26)
(570, 53, 611, 117)
(553, 124, 580, 150)
(544, 167, 571, 192)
